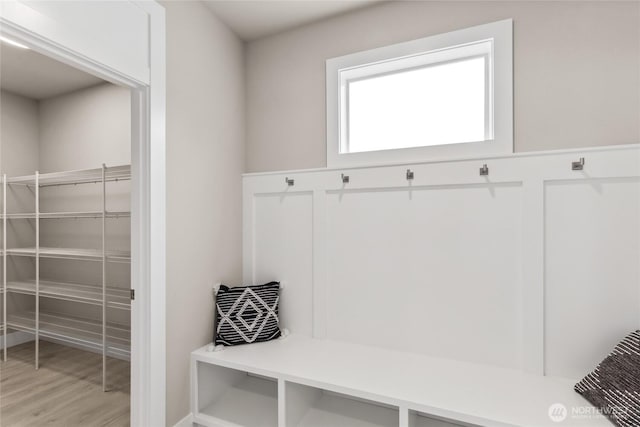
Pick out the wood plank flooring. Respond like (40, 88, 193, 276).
(0, 340, 130, 427)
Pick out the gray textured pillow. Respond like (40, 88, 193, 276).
(574, 330, 640, 427)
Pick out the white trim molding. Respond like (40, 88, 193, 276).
(0, 331, 34, 349)
(0, 1, 166, 425)
(326, 19, 513, 168)
(173, 413, 194, 427)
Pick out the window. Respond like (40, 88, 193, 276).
(326, 20, 513, 168)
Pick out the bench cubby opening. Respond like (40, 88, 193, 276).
(285, 381, 399, 427)
(194, 361, 278, 427)
(192, 335, 613, 426)
(408, 410, 475, 427)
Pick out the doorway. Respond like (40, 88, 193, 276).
(0, 36, 132, 426)
(0, 2, 166, 425)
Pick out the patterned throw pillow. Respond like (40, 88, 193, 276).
(574, 330, 640, 427)
(214, 282, 281, 346)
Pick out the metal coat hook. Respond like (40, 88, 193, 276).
(341, 173, 350, 184)
(406, 169, 414, 180)
(479, 164, 489, 176)
(572, 157, 585, 171)
(285, 177, 294, 186)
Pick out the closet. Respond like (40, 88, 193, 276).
(1, 165, 131, 385)
(0, 39, 132, 424)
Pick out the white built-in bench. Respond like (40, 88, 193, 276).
(191, 335, 610, 427)
(190, 146, 640, 427)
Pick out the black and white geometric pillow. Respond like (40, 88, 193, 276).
(575, 330, 640, 427)
(214, 282, 281, 346)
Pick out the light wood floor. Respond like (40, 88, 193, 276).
(0, 340, 130, 427)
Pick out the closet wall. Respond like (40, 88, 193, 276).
(0, 83, 129, 173)
(1, 82, 131, 339)
(0, 90, 39, 176)
(0, 91, 39, 322)
(39, 84, 131, 171)
(40, 83, 131, 326)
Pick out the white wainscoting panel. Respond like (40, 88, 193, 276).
(253, 193, 314, 336)
(325, 184, 523, 369)
(243, 145, 640, 379)
(544, 177, 640, 378)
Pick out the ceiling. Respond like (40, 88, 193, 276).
(202, 0, 385, 41)
(0, 41, 105, 100)
(0, 1, 384, 99)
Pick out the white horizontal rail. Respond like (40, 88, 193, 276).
(242, 143, 640, 178)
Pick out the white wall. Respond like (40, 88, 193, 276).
(162, 1, 245, 424)
(245, 1, 640, 172)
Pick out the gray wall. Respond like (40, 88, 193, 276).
(0, 90, 39, 176)
(0, 91, 40, 311)
(0, 83, 131, 325)
(38, 84, 131, 324)
(0, 84, 131, 324)
(162, 1, 245, 424)
(245, 0, 640, 173)
(38, 83, 131, 172)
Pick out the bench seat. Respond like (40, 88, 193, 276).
(191, 335, 610, 427)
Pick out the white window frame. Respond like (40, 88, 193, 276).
(326, 19, 513, 168)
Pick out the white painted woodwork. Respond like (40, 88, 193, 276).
(195, 146, 640, 427)
(0, 331, 32, 350)
(194, 362, 278, 427)
(544, 178, 640, 378)
(284, 381, 400, 427)
(325, 184, 522, 368)
(409, 413, 467, 427)
(326, 20, 513, 168)
(285, 381, 322, 427)
(192, 335, 611, 427)
(253, 193, 314, 337)
(1, 1, 167, 425)
(0, 0, 150, 84)
(244, 145, 640, 378)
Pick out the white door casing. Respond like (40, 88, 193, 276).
(0, 1, 166, 425)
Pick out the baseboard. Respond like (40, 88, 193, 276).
(173, 413, 193, 427)
(0, 331, 34, 349)
(39, 337, 130, 362)
(0, 333, 129, 361)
